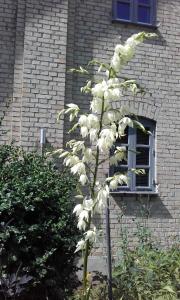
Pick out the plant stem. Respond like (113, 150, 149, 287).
(82, 98, 105, 299)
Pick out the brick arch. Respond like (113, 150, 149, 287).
(113, 100, 161, 121)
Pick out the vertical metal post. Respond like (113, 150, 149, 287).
(106, 197, 113, 300)
(40, 128, 46, 156)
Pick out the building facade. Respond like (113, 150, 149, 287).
(0, 0, 180, 271)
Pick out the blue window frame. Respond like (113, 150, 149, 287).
(110, 118, 156, 193)
(112, 0, 157, 27)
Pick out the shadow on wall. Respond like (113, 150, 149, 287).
(0, 0, 17, 138)
(112, 194, 172, 219)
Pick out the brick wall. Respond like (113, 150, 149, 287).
(0, 0, 69, 150)
(20, 0, 68, 150)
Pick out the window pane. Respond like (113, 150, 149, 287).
(136, 147, 149, 165)
(136, 170, 149, 187)
(137, 128, 149, 145)
(138, 0, 150, 5)
(138, 6, 151, 23)
(117, 2, 130, 20)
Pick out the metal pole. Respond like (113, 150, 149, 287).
(40, 128, 46, 156)
(106, 197, 113, 300)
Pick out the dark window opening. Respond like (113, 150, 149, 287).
(112, 0, 156, 27)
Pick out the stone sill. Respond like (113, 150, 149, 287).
(112, 18, 158, 30)
(110, 191, 158, 195)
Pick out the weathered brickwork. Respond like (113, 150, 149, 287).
(0, 0, 68, 149)
(0, 0, 17, 143)
(0, 0, 179, 273)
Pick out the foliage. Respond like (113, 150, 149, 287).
(56, 31, 157, 299)
(113, 225, 180, 300)
(0, 144, 80, 299)
(70, 272, 108, 300)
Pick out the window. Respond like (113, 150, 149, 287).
(110, 118, 156, 193)
(112, 0, 157, 27)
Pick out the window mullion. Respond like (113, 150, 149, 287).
(149, 125, 155, 191)
(151, 0, 157, 26)
(132, 0, 137, 23)
(132, 127, 137, 191)
(128, 127, 136, 191)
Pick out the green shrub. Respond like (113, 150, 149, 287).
(0, 145, 80, 299)
(113, 226, 180, 300)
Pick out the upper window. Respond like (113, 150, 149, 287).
(110, 118, 156, 193)
(112, 0, 157, 27)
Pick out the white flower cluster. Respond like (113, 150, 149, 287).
(107, 174, 128, 190)
(75, 227, 97, 253)
(63, 154, 88, 185)
(79, 113, 100, 142)
(96, 185, 110, 212)
(110, 146, 126, 166)
(91, 78, 122, 114)
(118, 116, 133, 136)
(73, 198, 94, 231)
(111, 32, 156, 73)
(97, 125, 117, 153)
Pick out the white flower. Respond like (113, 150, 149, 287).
(103, 110, 118, 124)
(108, 78, 120, 85)
(79, 115, 88, 126)
(91, 80, 107, 99)
(71, 141, 85, 153)
(67, 103, 79, 110)
(79, 210, 89, 221)
(118, 117, 133, 136)
(87, 114, 99, 129)
(71, 162, 86, 175)
(114, 44, 134, 61)
(96, 185, 109, 210)
(109, 179, 119, 190)
(104, 88, 121, 101)
(111, 123, 117, 134)
(111, 53, 122, 72)
(77, 209, 89, 230)
(110, 146, 126, 166)
(79, 174, 88, 185)
(64, 155, 79, 167)
(84, 199, 94, 211)
(80, 126, 89, 138)
(111, 42, 135, 73)
(123, 44, 134, 61)
(77, 218, 86, 231)
(82, 148, 94, 163)
(85, 228, 97, 243)
(97, 128, 116, 152)
(119, 117, 133, 126)
(89, 128, 98, 142)
(117, 174, 128, 185)
(114, 44, 125, 55)
(75, 239, 85, 253)
(109, 174, 128, 190)
(126, 33, 146, 48)
(91, 98, 103, 113)
(73, 204, 83, 216)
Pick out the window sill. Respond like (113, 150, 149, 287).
(110, 190, 158, 195)
(112, 18, 158, 30)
